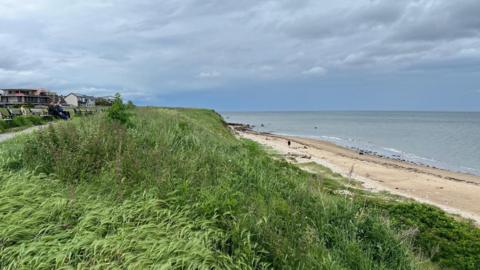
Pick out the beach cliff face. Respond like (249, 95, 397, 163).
(230, 124, 480, 225)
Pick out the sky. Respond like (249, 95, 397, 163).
(0, 0, 479, 111)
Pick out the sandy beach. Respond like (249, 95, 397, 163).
(231, 125, 480, 225)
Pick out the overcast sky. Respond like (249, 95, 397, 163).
(1, 0, 479, 111)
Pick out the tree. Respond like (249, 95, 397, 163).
(127, 100, 135, 109)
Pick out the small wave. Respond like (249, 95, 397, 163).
(320, 136, 343, 141)
(403, 153, 438, 163)
(459, 166, 480, 176)
(383, 147, 403, 154)
(461, 165, 479, 171)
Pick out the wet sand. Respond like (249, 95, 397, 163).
(231, 125, 480, 225)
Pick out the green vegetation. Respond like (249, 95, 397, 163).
(127, 100, 136, 109)
(0, 115, 53, 133)
(298, 162, 480, 270)
(0, 107, 478, 269)
(106, 93, 132, 126)
(95, 98, 113, 107)
(380, 203, 480, 270)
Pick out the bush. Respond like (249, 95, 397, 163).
(24, 116, 44, 125)
(383, 203, 480, 269)
(11, 116, 31, 127)
(106, 93, 132, 126)
(127, 100, 136, 109)
(0, 120, 9, 132)
(0, 116, 49, 131)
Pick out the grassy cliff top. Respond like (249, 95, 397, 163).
(0, 107, 478, 269)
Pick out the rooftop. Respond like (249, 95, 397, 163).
(68, 93, 96, 99)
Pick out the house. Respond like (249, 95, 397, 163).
(0, 88, 58, 106)
(64, 93, 96, 107)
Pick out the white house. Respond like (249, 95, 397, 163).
(64, 93, 96, 107)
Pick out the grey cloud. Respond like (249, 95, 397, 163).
(0, 54, 21, 70)
(197, 71, 221, 79)
(391, 0, 480, 41)
(279, 1, 408, 39)
(302, 66, 327, 76)
(0, 0, 478, 100)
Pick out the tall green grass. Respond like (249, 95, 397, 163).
(299, 161, 480, 269)
(0, 116, 53, 133)
(0, 108, 432, 269)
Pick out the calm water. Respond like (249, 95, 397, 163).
(221, 111, 480, 176)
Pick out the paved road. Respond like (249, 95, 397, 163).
(0, 125, 49, 143)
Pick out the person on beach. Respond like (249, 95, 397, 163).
(288, 140, 291, 147)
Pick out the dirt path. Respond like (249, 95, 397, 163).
(234, 128, 480, 225)
(0, 125, 48, 143)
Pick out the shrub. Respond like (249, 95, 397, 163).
(1, 115, 48, 131)
(0, 120, 9, 132)
(24, 116, 43, 125)
(11, 116, 31, 127)
(383, 203, 480, 269)
(127, 100, 135, 109)
(106, 93, 132, 126)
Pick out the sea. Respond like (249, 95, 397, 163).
(221, 111, 480, 176)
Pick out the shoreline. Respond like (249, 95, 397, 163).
(228, 123, 480, 178)
(229, 123, 480, 224)
(279, 133, 480, 178)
